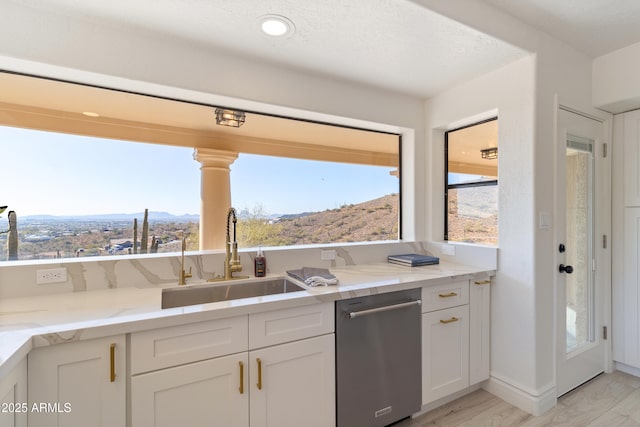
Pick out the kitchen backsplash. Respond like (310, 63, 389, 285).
(0, 241, 497, 299)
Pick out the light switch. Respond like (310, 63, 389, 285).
(539, 212, 552, 229)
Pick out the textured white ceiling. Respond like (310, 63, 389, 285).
(483, 0, 640, 57)
(11, 0, 527, 97)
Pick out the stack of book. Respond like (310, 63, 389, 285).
(387, 253, 440, 267)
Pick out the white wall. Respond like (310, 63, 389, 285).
(425, 55, 540, 407)
(0, 0, 426, 242)
(420, 0, 606, 415)
(593, 41, 640, 113)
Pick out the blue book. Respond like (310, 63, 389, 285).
(387, 253, 439, 266)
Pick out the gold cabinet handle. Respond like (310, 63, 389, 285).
(440, 317, 459, 324)
(438, 292, 458, 298)
(256, 358, 262, 390)
(239, 361, 244, 394)
(474, 280, 491, 285)
(110, 343, 116, 383)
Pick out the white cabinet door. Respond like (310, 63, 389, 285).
(28, 335, 125, 427)
(131, 353, 249, 427)
(623, 110, 640, 207)
(249, 334, 335, 427)
(469, 279, 491, 385)
(422, 305, 470, 405)
(621, 207, 640, 368)
(0, 358, 27, 427)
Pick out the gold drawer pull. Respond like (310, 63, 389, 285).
(256, 358, 262, 390)
(440, 317, 459, 324)
(474, 280, 491, 285)
(110, 343, 116, 383)
(438, 292, 458, 298)
(239, 361, 244, 394)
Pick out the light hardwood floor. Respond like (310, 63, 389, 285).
(397, 371, 640, 426)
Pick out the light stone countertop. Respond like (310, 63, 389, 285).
(0, 261, 494, 379)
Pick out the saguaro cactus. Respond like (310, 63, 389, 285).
(141, 209, 149, 254)
(7, 210, 18, 261)
(133, 218, 138, 255)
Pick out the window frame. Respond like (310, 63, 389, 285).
(0, 72, 404, 262)
(444, 117, 498, 242)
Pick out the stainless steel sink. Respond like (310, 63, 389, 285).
(161, 277, 306, 309)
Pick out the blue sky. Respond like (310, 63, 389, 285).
(1, 126, 398, 217)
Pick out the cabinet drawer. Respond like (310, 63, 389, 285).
(130, 316, 248, 374)
(421, 281, 469, 313)
(249, 303, 334, 349)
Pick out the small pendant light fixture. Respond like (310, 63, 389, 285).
(480, 147, 498, 160)
(215, 108, 246, 128)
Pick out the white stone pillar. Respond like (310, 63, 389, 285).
(193, 148, 238, 250)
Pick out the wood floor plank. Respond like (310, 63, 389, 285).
(411, 390, 502, 425)
(586, 410, 640, 427)
(405, 372, 640, 427)
(605, 387, 640, 422)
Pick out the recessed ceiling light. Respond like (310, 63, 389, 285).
(82, 111, 100, 117)
(259, 15, 295, 38)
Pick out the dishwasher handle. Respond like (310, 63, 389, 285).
(348, 299, 421, 319)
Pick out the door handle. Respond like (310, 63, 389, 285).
(559, 264, 574, 274)
(348, 300, 421, 319)
(438, 292, 458, 298)
(110, 343, 116, 382)
(256, 358, 262, 390)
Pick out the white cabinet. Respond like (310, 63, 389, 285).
(621, 110, 640, 207)
(613, 109, 640, 371)
(620, 208, 640, 368)
(0, 358, 27, 427)
(27, 335, 126, 427)
(248, 303, 333, 349)
(130, 315, 248, 374)
(131, 303, 335, 427)
(470, 278, 491, 384)
(249, 334, 335, 427)
(422, 305, 469, 403)
(132, 353, 249, 427)
(421, 279, 490, 405)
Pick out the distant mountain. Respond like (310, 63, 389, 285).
(235, 208, 318, 220)
(276, 212, 314, 220)
(22, 211, 200, 222)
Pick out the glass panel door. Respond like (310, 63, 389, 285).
(565, 135, 595, 354)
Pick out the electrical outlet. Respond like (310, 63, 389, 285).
(321, 249, 337, 261)
(441, 244, 456, 256)
(36, 267, 68, 284)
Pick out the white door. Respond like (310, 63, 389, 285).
(556, 108, 609, 396)
(421, 305, 470, 405)
(250, 334, 335, 427)
(131, 353, 249, 427)
(28, 336, 126, 427)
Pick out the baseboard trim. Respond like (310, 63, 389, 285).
(615, 362, 640, 378)
(483, 376, 556, 416)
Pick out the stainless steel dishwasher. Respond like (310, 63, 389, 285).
(336, 288, 422, 427)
